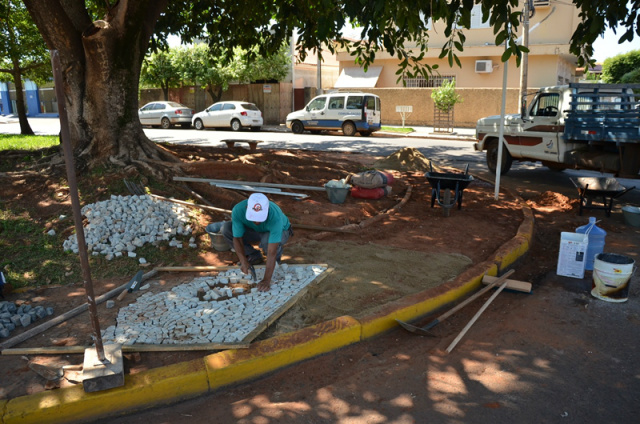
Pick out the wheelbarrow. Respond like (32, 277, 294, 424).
(425, 164, 474, 217)
(570, 177, 634, 217)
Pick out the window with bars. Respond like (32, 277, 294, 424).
(404, 74, 456, 88)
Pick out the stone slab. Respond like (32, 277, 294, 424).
(82, 343, 125, 393)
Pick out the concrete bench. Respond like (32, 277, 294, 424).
(222, 140, 263, 152)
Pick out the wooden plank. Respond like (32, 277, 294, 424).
(482, 275, 532, 293)
(156, 264, 329, 273)
(446, 280, 508, 354)
(174, 176, 326, 191)
(241, 268, 334, 344)
(0, 270, 158, 351)
(2, 342, 249, 356)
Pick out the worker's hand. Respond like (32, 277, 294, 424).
(257, 279, 271, 292)
(239, 260, 249, 276)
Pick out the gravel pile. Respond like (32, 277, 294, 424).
(0, 301, 54, 339)
(63, 195, 195, 260)
(101, 264, 326, 345)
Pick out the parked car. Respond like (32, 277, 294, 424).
(192, 101, 263, 131)
(138, 101, 194, 129)
(286, 92, 381, 136)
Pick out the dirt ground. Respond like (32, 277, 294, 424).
(2, 143, 638, 419)
(94, 168, 640, 424)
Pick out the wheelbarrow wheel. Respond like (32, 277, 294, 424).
(443, 189, 451, 217)
(486, 139, 513, 175)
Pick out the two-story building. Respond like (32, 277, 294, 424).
(333, 0, 582, 127)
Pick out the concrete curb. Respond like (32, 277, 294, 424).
(1, 192, 534, 424)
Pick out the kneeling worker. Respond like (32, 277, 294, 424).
(222, 193, 293, 292)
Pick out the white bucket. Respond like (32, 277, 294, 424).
(591, 253, 636, 303)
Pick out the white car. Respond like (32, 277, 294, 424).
(138, 101, 194, 129)
(192, 101, 263, 131)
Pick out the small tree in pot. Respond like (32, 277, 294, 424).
(431, 79, 463, 133)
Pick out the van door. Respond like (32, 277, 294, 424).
(325, 95, 346, 129)
(306, 96, 328, 129)
(364, 95, 381, 128)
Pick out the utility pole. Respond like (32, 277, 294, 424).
(291, 33, 296, 111)
(317, 48, 323, 95)
(519, 0, 531, 115)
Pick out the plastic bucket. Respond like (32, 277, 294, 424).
(591, 253, 636, 303)
(621, 206, 640, 227)
(325, 184, 351, 204)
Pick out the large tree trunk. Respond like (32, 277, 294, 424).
(207, 84, 223, 104)
(23, 0, 177, 173)
(10, 61, 34, 136)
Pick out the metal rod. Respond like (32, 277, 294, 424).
(50, 50, 105, 362)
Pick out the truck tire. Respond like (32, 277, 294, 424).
(486, 139, 513, 175)
(291, 120, 304, 134)
(342, 121, 357, 137)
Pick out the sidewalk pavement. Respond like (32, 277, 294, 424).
(377, 125, 476, 140)
(261, 123, 477, 141)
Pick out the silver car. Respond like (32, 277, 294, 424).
(192, 101, 263, 131)
(138, 101, 194, 129)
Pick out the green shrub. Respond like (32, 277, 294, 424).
(431, 79, 463, 113)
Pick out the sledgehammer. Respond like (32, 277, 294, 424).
(396, 269, 516, 336)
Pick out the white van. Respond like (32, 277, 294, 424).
(286, 92, 381, 136)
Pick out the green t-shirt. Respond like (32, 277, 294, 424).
(231, 199, 291, 244)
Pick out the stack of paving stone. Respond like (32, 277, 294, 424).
(101, 264, 326, 345)
(0, 301, 54, 338)
(62, 195, 195, 260)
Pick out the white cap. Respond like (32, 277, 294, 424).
(246, 193, 269, 222)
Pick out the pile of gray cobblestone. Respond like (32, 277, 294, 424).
(0, 301, 54, 338)
(101, 264, 326, 345)
(62, 195, 196, 261)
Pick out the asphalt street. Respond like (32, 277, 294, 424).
(2, 116, 638, 204)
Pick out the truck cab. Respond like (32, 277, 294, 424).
(475, 83, 640, 177)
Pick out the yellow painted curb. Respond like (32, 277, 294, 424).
(205, 316, 361, 390)
(492, 235, 530, 272)
(3, 358, 208, 424)
(359, 263, 498, 339)
(518, 205, 535, 243)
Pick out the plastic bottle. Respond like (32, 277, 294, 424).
(576, 217, 606, 271)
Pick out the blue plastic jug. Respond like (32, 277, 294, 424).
(576, 217, 606, 271)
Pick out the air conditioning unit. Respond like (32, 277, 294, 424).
(475, 60, 493, 73)
(533, 0, 551, 7)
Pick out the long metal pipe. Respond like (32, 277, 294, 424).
(50, 50, 105, 361)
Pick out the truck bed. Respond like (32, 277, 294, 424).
(564, 83, 640, 144)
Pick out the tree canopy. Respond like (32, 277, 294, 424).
(140, 49, 181, 100)
(21, 0, 640, 172)
(0, 0, 50, 134)
(601, 49, 640, 83)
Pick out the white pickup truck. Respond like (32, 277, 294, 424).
(474, 83, 640, 178)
